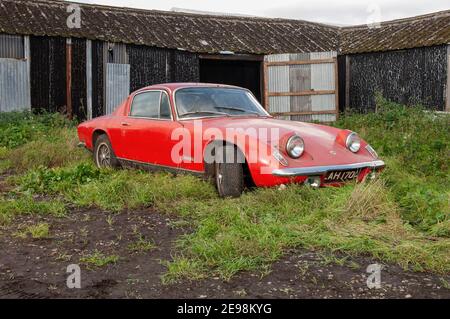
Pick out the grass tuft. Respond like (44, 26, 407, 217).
(80, 250, 120, 268)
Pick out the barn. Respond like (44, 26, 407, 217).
(0, 0, 449, 122)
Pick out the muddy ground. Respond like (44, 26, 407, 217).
(0, 208, 449, 299)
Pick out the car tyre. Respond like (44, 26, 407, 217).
(215, 144, 244, 198)
(93, 134, 121, 169)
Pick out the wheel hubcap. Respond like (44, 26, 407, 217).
(97, 144, 111, 167)
(217, 164, 223, 185)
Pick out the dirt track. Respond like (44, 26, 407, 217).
(0, 208, 449, 299)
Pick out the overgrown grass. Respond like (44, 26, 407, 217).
(0, 196, 66, 225)
(0, 102, 448, 281)
(334, 96, 449, 234)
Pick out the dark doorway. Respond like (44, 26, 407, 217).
(199, 58, 262, 102)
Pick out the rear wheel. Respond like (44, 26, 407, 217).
(93, 135, 120, 169)
(215, 144, 244, 198)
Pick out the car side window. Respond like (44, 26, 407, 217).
(160, 92, 172, 119)
(130, 92, 161, 118)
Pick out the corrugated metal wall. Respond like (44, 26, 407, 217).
(72, 38, 87, 120)
(105, 63, 130, 115)
(0, 59, 30, 111)
(343, 45, 447, 112)
(0, 33, 30, 112)
(265, 52, 338, 122)
(91, 40, 104, 118)
(128, 44, 199, 92)
(0, 34, 24, 59)
(30, 36, 66, 113)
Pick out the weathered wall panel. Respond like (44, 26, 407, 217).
(105, 63, 130, 115)
(128, 45, 199, 93)
(71, 38, 87, 120)
(128, 45, 171, 92)
(347, 45, 447, 112)
(265, 52, 338, 122)
(91, 40, 104, 118)
(30, 36, 66, 113)
(171, 50, 200, 82)
(0, 59, 30, 111)
(0, 34, 24, 59)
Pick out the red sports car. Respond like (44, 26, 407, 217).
(78, 83, 385, 197)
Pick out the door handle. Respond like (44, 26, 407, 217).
(121, 122, 131, 127)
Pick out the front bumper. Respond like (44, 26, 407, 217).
(272, 160, 385, 177)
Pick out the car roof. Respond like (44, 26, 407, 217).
(135, 82, 244, 93)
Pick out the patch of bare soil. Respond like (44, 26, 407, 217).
(0, 208, 448, 299)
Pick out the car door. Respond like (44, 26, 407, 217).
(119, 90, 183, 168)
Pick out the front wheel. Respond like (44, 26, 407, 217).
(93, 135, 120, 169)
(215, 145, 244, 198)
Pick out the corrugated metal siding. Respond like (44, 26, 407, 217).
(72, 38, 87, 120)
(265, 51, 338, 122)
(30, 36, 66, 113)
(0, 59, 30, 111)
(92, 40, 104, 118)
(0, 34, 24, 59)
(267, 54, 290, 116)
(346, 45, 447, 112)
(128, 44, 200, 93)
(128, 44, 171, 92)
(105, 63, 130, 115)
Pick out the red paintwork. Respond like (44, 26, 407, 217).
(78, 83, 380, 187)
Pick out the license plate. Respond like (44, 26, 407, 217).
(325, 169, 362, 183)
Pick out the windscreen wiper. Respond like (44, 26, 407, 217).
(179, 111, 229, 118)
(216, 106, 261, 116)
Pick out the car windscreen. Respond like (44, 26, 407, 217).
(175, 87, 268, 118)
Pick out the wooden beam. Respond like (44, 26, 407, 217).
(263, 62, 269, 110)
(24, 36, 31, 110)
(86, 39, 92, 120)
(268, 90, 335, 97)
(334, 57, 339, 120)
(271, 110, 338, 116)
(66, 38, 72, 119)
(265, 58, 335, 67)
(446, 45, 450, 112)
(198, 54, 264, 61)
(345, 55, 351, 110)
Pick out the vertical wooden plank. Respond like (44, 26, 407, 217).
(259, 60, 265, 105)
(334, 57, 339, 119)
(86, 39, 92, 120)
(446, 45, 450, 112)
(345, 55, 351, 110)
(263, 61, 269, 110)
(66, 38, 72, 119)
(24, 35, 31, 110)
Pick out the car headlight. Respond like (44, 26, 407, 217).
(346, 132, 361, 153)
(286, 135, 305, 158)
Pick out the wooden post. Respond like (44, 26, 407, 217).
(263, 61, 269, 110)
(24, 36, 31, 110)
(66, 38, 73, 119)
(345, 55, 351, 111)
(86, 40, 92, 120)
(334, 57, 339, 120)
(446, 45, 450, 112)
